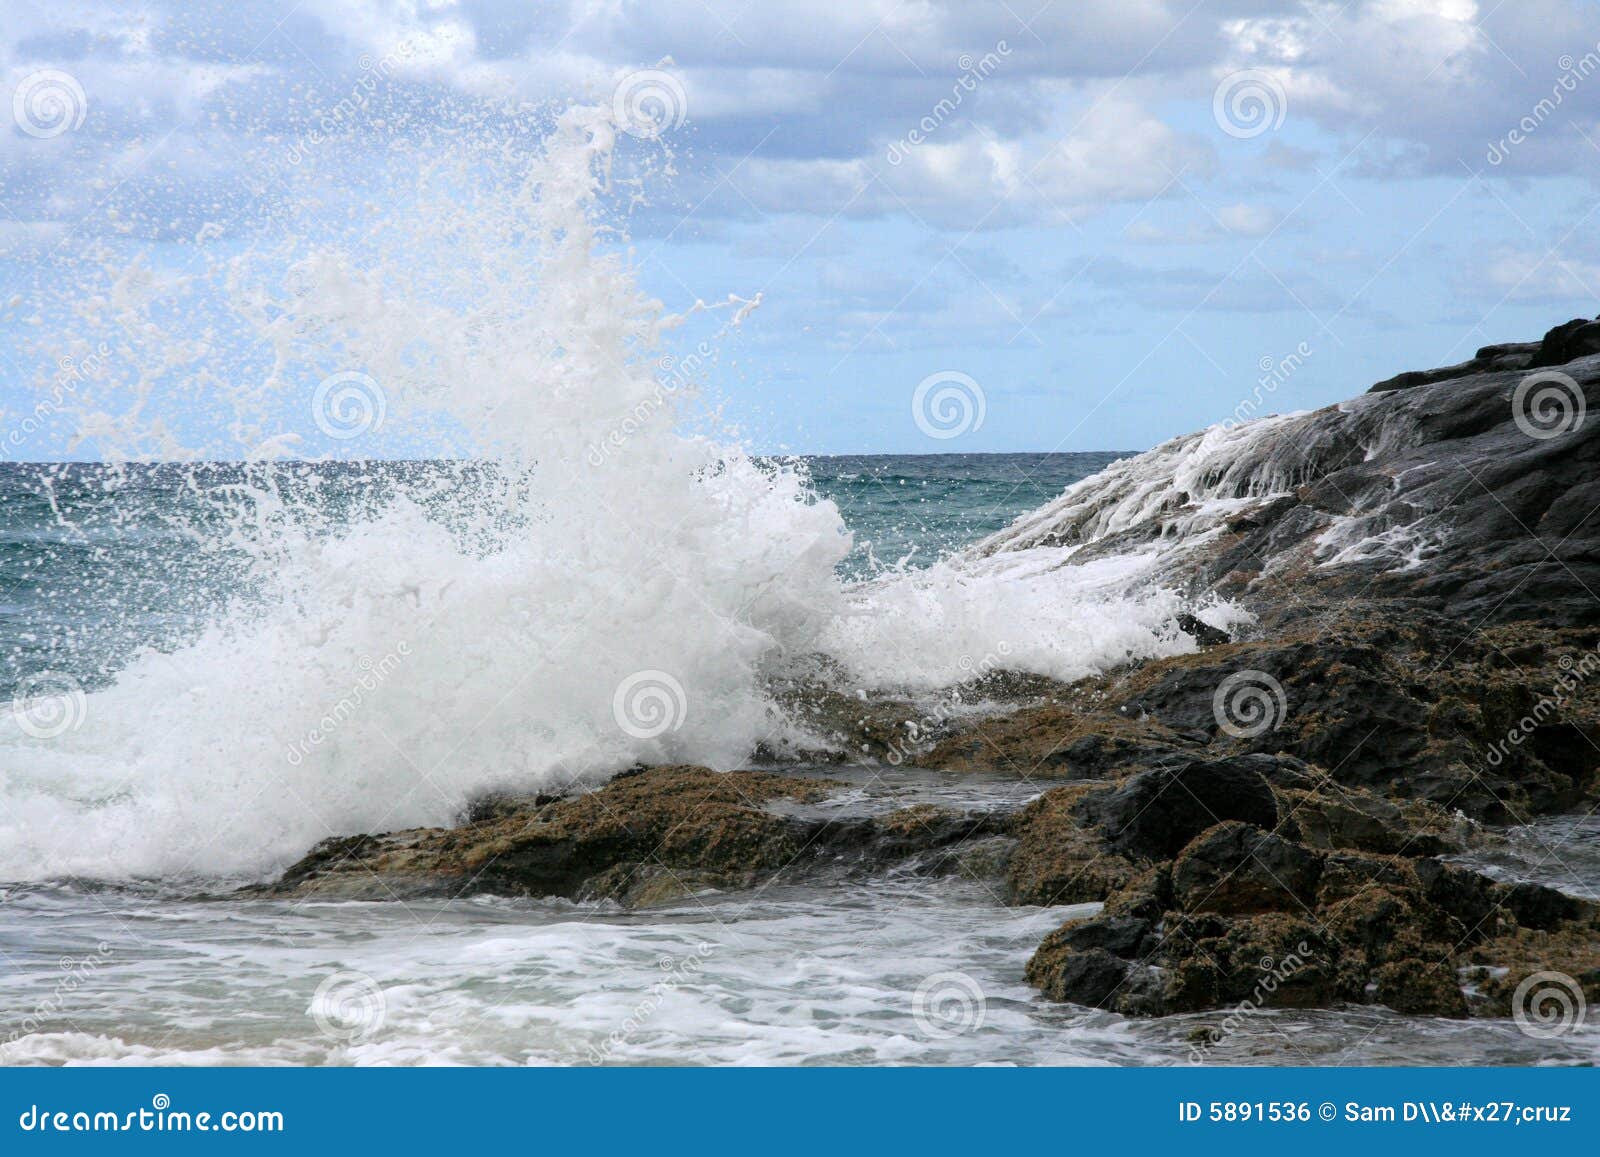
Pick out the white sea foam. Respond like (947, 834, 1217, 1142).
(0, 103, 1220, 881)
(5, 881, 1591, 1066)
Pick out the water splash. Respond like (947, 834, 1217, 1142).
(0, 101, 1210, 880)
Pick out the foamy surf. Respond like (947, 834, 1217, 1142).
(0, 103, 1227, 882)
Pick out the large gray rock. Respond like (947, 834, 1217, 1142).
(973, 315, 1600, 627)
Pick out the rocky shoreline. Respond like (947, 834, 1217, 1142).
(253, 317, 1600, 1031)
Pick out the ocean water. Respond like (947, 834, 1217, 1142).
(2, 100, 1229, 883)
(1, 457, 1596, 1067)
(1, 99, 1592, 1067)
(0, 454, 1125, 690)
(811, 453, 1128, 577)
(0, 454, 1154, 1067)
(0, 451, 1184, 1066)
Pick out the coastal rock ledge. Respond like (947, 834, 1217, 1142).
(254, 316, 1600, 1027)
(248, 765, 1013, 906)
(969, 314, 1600, 1024)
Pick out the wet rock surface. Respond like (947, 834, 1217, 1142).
(939, 321, 1600, 1023)
(1024, 817, 1600, 1021)
(255, 320, 1600, 1030)
(979, 314, 1600, 628)
(247, 765, 1017, 906)
(927, 606, 1600, 824)
(942, 596, 1600, 1021)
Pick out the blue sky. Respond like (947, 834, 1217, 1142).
(3, 0, 1600, 456)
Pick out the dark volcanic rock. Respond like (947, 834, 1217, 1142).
(1006, 784, 1145, 906)
(999, 321, 1600, 1022)
(916, 707, 1197, 779)
(1278, 782, 1467, 856)
(977, 318, 1600, 628)
(1368, 337, 1542, 392)
(248, 766, 1016, 906)
(1075, 759, 1280, 859)
(1500, 881, 1586, 930)
(1025, 814, 1600, 1019)
(1176, 612, 1230, 646)
(1170, 822, 1321, 914)
(931, 607, 1600, 824)
(1532, 315, 1600, 367)
(1027, 943, 1133, 1006)
(1045, 914, 1159, 958)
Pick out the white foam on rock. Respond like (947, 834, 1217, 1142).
(0, 104, 1225, 881)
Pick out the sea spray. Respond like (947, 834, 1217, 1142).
(0, 103, 851, 878)
(0, 100, 1216, 881)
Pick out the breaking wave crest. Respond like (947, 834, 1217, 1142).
(0, 102, 1222, 881)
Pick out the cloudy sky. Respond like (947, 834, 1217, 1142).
(3, 0, 1600, 455)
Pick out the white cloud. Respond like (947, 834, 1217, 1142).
(694, 97, 1212, 230)
(1218, 0, 1600, 176)
(1472, 246, 1600, 304)
(4, 0, 1599, 239)
(1216, 202, 1281, 235)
